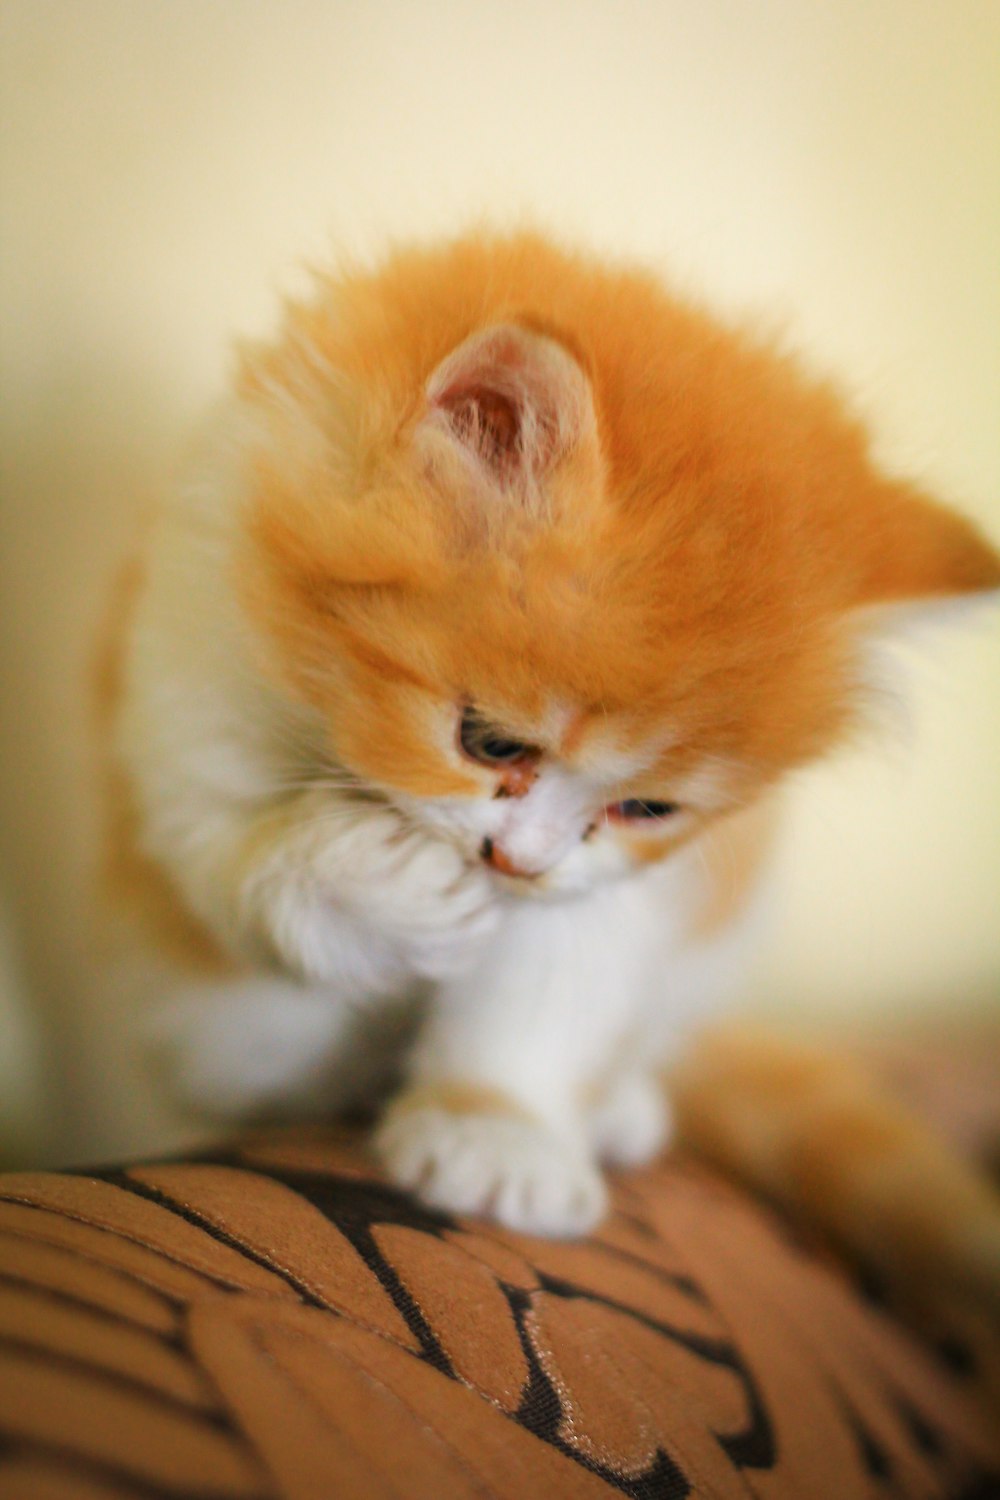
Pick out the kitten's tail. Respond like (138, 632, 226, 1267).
(671, 1025, 1000, 1316)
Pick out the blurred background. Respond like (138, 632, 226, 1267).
(1, 0, 998, 1169)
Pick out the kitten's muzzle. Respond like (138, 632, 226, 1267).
(480, 837, 539, 881)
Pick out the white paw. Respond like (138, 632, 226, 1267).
(341, 817, 500, 980)
(375, 1101, 608, 1237)
(247, 800, 500, 989)
(586, 1071, 672, 1167)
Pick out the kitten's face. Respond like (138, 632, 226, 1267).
(238, 236, 999, 896)
(299, 541, 783, 897)
(353, 689, 722, 898)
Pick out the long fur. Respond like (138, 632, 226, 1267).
(105, 231, 1000, 1288)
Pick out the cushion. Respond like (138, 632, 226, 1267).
(0, 1125, 997, 1498)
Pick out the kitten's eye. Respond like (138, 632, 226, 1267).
(607, 799, 681, 821)
(459, 708, 536, 766)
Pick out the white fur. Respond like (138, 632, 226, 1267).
(121, 399, 766, 1237)
(587, 1071, 672, 1167)
(378, 1106, 608, 1237)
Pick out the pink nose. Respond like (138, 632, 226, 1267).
(480, 838, 538, 880)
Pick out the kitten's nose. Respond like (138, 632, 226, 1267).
(480, 837, 538, 880)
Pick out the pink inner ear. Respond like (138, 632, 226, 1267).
(425, 323, 592, 488)
(445, 385, 522, 474)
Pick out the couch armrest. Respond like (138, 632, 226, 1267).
(0, 1126, 996, 1497)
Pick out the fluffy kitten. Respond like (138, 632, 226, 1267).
(106, 232, 1000, 1292)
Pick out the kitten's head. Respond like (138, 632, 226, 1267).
(234, 234, 999, 895)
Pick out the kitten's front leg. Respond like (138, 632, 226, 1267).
(173, 790, 500, 996)
(376, 885, 652, 1236)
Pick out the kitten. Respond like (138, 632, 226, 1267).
(105, 232, 1000, 1293)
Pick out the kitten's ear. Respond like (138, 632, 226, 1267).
(416, 323, 596, 498)
(852, 481, 1000, 621)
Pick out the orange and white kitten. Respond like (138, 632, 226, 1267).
(109, 233, 1000, 1265)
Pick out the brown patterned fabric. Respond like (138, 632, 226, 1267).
(0, 1128, 997, 1498)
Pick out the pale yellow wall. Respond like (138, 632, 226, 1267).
(2, 0, 998, 1163)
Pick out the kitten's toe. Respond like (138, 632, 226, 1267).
(586, 1070, 672, 1167)
(375, 1097, 607, 1237)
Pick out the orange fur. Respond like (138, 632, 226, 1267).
(236, 232, 999, 816)
(673, 1027, 1000, 1313)
(384, 1082, 534, 1124)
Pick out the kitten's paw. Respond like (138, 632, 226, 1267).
(586, 1070, 672, 1167)
(353, 823, 500, 980)
(257, 801, 499, 987)
(375, 1093, 607, 1237)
